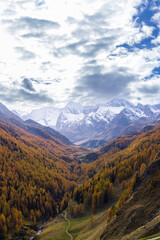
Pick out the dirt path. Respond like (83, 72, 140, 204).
(145, 237, 160, 240)
(64, 211, 73, 240)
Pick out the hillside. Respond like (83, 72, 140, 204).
(101, 155, 160, 240)
(1, 100, 160, 240)
(0, 120, 88, 240)
(1, 0, 160, 239)
(52, 123, 160, 240)
(0, 101, 74, 147)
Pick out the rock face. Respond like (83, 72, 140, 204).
(22, 99, 160, 147)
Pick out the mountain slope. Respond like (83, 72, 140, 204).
(1, 100, 160, 240)
(57, 123, 160, 240)
(24, 119, 72, 145)
(0, 120, 87, 239)
(100, 155, 160, 240)
(0, 105, 90, 239)
(37, 123, 160, 240)
(0, 102, 73, 146)
(0, 102, 22, 121)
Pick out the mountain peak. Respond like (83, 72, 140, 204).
(20, 99, 160, 147)
(107, 98, 135, 108)
(0, 102, 10, 112)
(64, 101, 83, 114)
(0, 102, 21, 120)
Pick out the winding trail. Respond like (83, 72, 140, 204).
(145, 237, 160, 240)
(64, 211, 73, 240)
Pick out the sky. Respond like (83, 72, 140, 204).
(0, 0, 160, 113)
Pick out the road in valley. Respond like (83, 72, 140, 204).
(64, 211, 73, 240)
(145, 237, 160, 240)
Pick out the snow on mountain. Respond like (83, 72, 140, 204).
(64, 101, 83, 114)
(106, 98, 135, 108)
(120, 108, 144, 121)
(23, 107, 60, 127)
(56, 111, 85, 129)
(56, 101, 122, 129)
(149, 104, 160, 114)
(83, 105, 95, 114)
(22, 98, 131, 129)
(21, 99, 160, 145)
(88, 107, 116, 123)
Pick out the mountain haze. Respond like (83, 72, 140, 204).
(22, 99, 160, 147)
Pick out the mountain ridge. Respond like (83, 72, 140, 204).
(0, 101, 74, 146)
(21, 99, 160, 147)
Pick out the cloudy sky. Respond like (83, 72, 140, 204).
(0, 0, 160, 112)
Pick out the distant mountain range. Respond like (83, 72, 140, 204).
(21, 99, 160, 148)
(0, 101, 73, 146)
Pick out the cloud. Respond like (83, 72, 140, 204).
(18, 89, 54, 103)
(60, 4, 154, 62)
(29, 78, 41, 84)
(21, 32, 45, 39)
(72, 68, 138, 102)
(138, 84, 160, 94)
(35, 0, 46, 7)
(2, 8, 16, 16)
(151, 35, 160, 45)
(19, 17, 60, 30)
(3, 16, 60, 36)
(22, 78, 35, 91)
(82, 37, 117, 57)
(152, 12, 160, 27)
(0, 83, 53, 104)
(57, 35, 117, 60)
(79, 62, 103, 75)
(15, 47, 36, 60)
(0, 0, 160, 111)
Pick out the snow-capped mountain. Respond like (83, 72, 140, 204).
(23, 107, 61, 127)
(22, 99, 160, 147)
(64, 101, 83, 114)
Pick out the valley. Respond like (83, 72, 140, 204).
(0, 101, 160, 240)
(1, 0, 160, 239)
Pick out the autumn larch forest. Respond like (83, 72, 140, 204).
(0, 0, 160, 239)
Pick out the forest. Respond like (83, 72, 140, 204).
(0, 120, 160, 239)
(0, 121, 81, 239)
(61, 125, 160, 219)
